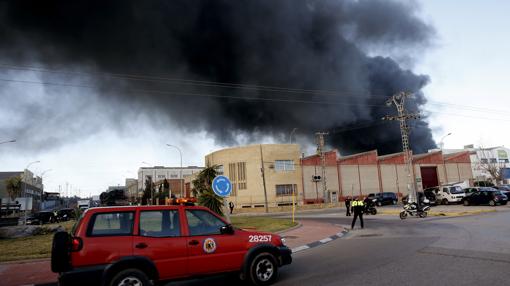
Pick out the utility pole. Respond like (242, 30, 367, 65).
(315, 132, 329, 203)
(259, 145, 269, 213)
(382, 91, 421, 204)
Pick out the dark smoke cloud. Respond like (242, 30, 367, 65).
(0, 0, 436, 155)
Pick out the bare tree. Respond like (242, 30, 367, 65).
(476, 147, 505, 184)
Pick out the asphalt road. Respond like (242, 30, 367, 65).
(168, 208, 510, 286)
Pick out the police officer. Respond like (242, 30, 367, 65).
(228, 201, 235, 214)
(351, 196, 365, 229)
(345, 197, 351, 216)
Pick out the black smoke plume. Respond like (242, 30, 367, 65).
(0, 0, 436, 155)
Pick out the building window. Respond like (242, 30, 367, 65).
(157, 175, 166, 179)
(276, 184, 297, 196)
(228, 163, 237, 196)
(238, 182, 247, 190)
(499, 159, 509, 163)
(237, 162, 246, 181)
(480, 158, 488, 164)
(275, 160, 295, 171)
(170, 174, 178, 178)
(490, 158, 497, 163)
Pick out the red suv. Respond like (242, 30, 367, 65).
(51, 205, 292, 286)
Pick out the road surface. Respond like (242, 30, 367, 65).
(168, 208, 510, 286)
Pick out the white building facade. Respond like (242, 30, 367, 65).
(137, 166, 204, 191)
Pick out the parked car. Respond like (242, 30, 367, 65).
(402, 192, 431, 205)
(463, 187, 479, 196)
(56, 208, 76, 221)
(26, 211, 57, 225)
(51, 204, 292, 286)
(495, 185, 510, 192)
(430, 185, 466, 205)
(422, 188, 438, 205)
(461, 189, 508, 206)
(367, 192, 398, 206)
(474, 181, 495, 187)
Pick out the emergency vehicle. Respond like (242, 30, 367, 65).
(51, 203, 292, 286)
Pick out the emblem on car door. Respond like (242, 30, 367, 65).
(203, 238, 217, 254)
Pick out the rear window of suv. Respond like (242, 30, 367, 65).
(88, 212, 134, 236)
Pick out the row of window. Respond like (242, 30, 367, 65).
(480, 158, 509, 164)
(89, 209, 225, 238)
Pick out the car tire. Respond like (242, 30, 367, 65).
(442, 199, 449, 205)
(489, 200, 496, 206)
(51, 231, 71, 273)
(463, 200, 469, 206)
(419, 212, 428, 218)
(109, 268, 152, 286)
(399, 211, 407, 220)
(248, 252, 279, 286)
(370, 208, 377, 215)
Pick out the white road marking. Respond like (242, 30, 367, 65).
(320, 237, 333, 243)
(292, 245, 310, 253)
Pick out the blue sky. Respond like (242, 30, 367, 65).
(417, 0, 510, 149)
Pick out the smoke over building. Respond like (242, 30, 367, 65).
(0, 0, 436, 154)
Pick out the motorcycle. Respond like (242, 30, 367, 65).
(399, 203, 430, 219)
(364, 199, 378, 215)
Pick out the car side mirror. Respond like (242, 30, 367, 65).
(220, 224, 234, 235)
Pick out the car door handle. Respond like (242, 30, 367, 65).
(189, 240, 199, 246)
(135, 242, 148, 249)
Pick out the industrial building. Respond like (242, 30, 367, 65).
(205, 144, 302, 209)
(204, 144, 475, 207)
(302, 149, 473, 202)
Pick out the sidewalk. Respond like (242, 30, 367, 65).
(278, 219, 346, 252)
(0, 259, 56, 286)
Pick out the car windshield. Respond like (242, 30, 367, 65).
(449, 186, 464, 194)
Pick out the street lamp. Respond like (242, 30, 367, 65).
(23, 160, 40, 224)
(166, 144, 184, 198)
(289, 128, 298, 144)
(0, 139, 16, 145)
(39, 169, 52, 191)
(439, 133, 452, 150)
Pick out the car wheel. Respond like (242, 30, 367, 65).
(109, 268, 151, 286)
(399, 211, 407, 220)
(371, 208, 377, 215)
(442, 199, 449, 205)
(248, 252, 278, 286)
(489, 200, 496, 206)
(463, 200, 469, 206)
(419, 212, 428, 218)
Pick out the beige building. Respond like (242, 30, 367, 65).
(205, 144, 303, 209)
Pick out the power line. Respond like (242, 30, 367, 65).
(0, 77, 387, 107)
(2, 63, 509, 116)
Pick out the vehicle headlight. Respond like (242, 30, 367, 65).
(280, 237, 286, 246)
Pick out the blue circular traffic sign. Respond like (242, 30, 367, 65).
(212, 175, 232, 197)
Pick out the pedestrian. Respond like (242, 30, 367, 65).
(351, 196, 365, 229)
(345, 197, 351, 216)
(228, 201, 235, 214)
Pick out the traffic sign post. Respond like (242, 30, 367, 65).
(212, 175, 232, 223)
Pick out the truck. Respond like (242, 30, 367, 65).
(77, 199, 91, 210)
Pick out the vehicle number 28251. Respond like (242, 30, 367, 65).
(249, 235, 272, 243)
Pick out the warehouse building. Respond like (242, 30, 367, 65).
(205, 144, 302, 209)
(302, 149, 474, 202)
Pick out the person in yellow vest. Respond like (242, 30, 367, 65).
(351, 196, 365, 229)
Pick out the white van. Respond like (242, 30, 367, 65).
(435, 185, 466, 204)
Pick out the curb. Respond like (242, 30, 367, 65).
(289, 228, 349, 254)
(0, 258, 50, 265)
